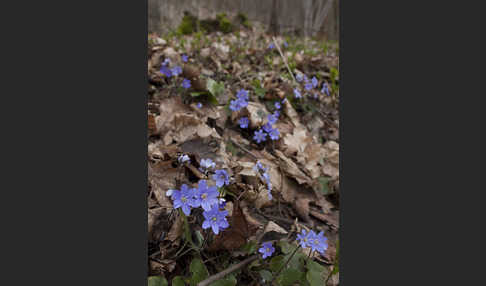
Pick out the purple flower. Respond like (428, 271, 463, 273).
(268, 43, 275, 50)
(262, 171, 272, 199)
(259, 242, 275, 259)
(239, 117, 249, 128)
(253, 129, 267, 143)
(262, 123, 273, 133)
(171, 66, 182, 76)
(269, 128, 280, 141)
(273, 110, 280, 118)
(283, 41, 288, 48)
(296, 73, 304, 82)
(178, 154, 190, 164)
(213, 169, 230, 188)
(282, 98, 287, 103)
(309, 231, 328, 254)
(196, 102, 202, 108)
(160, 65, 172, 78)
(181, 54, 188, 62)
(311, 76, 318, 88)
(218, 198, 226, 209)
(304, 81, 313, 91)
(162, 58, 171, 65)
(274, 102, 281, 110)
(194, 180, 219, 211)
(267, 114, 278, 125)
(253, 161, 264, 173)
(296, 229, 314, 249)
(294, 88, 302, 99)
(303, 75, 309, 83)
(182, 78, 191, 89)
(321, 82, 330, 96)
(200, 158, 215, 169)
(230, 98, 247, 111)
(171, 184, 197, 216)
(236, 89, 249, 101)
(202, 206, 229, 235)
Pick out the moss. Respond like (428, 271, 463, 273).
(177, 11, 198, 35)
(216, 13, 233, 33)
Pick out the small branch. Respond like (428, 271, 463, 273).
(197, 254, 259, 286)
(272, 36, 297, 84)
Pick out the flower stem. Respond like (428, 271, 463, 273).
(271, 245, 301, 283)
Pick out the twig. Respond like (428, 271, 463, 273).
(197, 254, 259, 286)
(229, 139, 259, 159)
(272, 36, 297, 84)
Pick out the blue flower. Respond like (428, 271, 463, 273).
(283, 41, 288, 48)
(309, 231, 328, 254)
(294, 88, 302, 99)
(296, 73, 304, 82)
(259, 242, 275, 259)
(268, 43, 275, 50)
(253, 129, 267, 143)
(194, 180, 219, 211)
(230, 98, 247, 111)
(160, 65, 172, 78)
(267, 114, 278, 125)
(282, 98, 287, 103)
(262, 123, 273, 133)
(239, 117, 249, 128)
(253, 161, 264, 173)
(269, 128, 280, 141)
(178, 154, 190, 164)
(262, 171, 272, 199)
(213, 169, 230, 188)
(182, 78, 191, 89)
(196, 102, 202, 108)
(181, 54, 188, 62)
(171, 184, 197, 216)
(171, 66, 183, 76)
(303, 75, 309, 83)
(236, 89, 249, 101)
(304, 81, 313, 91)
(202, 206, 229, 235)
(274, 102, 281, 110)
(162, 58, 171, 65)
(273, 110, 280, 118)
(200, 158, 215, 169)
(321, 82, 330, 96)
(311, 76, 318, 88)
(296, 229, 314, 249)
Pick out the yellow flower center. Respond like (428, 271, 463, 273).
(212, 217, 217, 221)
(181, 197, 187, 202)
(201, 193, 207, 199)
(266, 248, 270, 252)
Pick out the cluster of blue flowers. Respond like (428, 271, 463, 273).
(254, 161, 272, 200)
(167, 158, 232, 235)
(159, 55, 192, 91)
(294, 73, 331, 99)
(229, 89, 249, 112)
(252, 100, 282, 143)
(296, 229, 328, 254)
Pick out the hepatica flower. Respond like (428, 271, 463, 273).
(296, 73, 304, 82)
(267, 114, 278, 125)
(213, 169, 230, 188)
(294, 88, 302, 99)
(274, 101, 281, 110)
(236, 89, 249, 101)
(310, 231, 328, 254)
(181, 54, 188, 63)
(239, 117, 249, 128)
(182, 78, 191, 89)
(196, 102, 202, 108)
(178, 154, 190, 164)
(311, 76, 318, 88)
(160, 65, 172, 78)
(200, 158, 215, 169)
(259, 242, 275, 259)
(283, 41, 288, 48)
(194, 180, 219, 211)
(171, 184, 197, 216)
(304, 81, 313, 91)
(321, 82, 330, 96)
(171, 66, 182, 76)
(253, 129, 267, 143)
(268, 43, 275, 50)
(202, 206, 229, 235)
(273, 110, 280, 118)
(269, 128, 280, 141)
(297, 229, 313, 248)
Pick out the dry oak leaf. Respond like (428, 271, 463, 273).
(274, 150, 312, 185)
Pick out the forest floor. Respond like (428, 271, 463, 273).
(148, 22, 339, 286)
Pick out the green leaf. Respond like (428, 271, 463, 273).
(284, 251, 305, 272)
(241, 240, 258, 254)
(254, 86, 266, 98)
(207, 78, 224, 98)
(190, 258, 209, 286)
(277, 241, 294, 254)
(207, 93, 219, 105)
(208, 275, 237, 286)
(148, 276, 168, 286)
(269, 255, 285, 272)
(306, 261, 329, 286)
(172, 276, 186, 286)
(190, 91, 208, 97)
(317, 177, 332, 195)
(195, 230, 204, 248)
(277, 268, 303, 286)
(259, 270, 273, 282)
